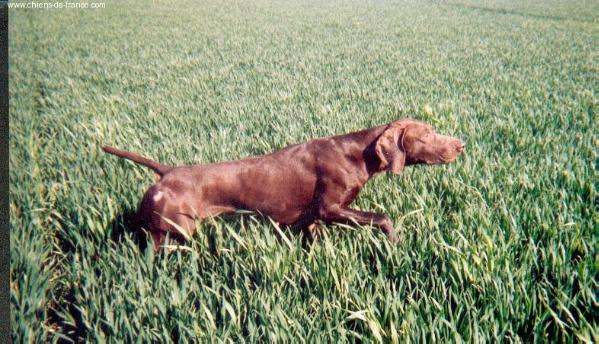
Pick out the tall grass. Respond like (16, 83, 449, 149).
(9, 0, 597, 341)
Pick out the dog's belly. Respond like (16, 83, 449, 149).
(241, 196, 309, 224)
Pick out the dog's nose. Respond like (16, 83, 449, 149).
(453, 140, 465, 153)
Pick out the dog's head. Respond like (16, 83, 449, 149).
(375, 118, 465, 174)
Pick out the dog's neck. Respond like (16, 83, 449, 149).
(332, 124, 391, 178)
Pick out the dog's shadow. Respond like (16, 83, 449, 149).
(108, 206, 149, 252)
(52, 208, 311, 341)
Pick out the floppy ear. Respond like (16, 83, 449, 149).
(375, 122, 406, 174)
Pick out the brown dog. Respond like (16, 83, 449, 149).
(103, 118, 464, 249)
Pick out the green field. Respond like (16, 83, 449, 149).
(9, 0, 597, 341)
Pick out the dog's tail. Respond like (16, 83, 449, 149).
(102, 146, 171, 177)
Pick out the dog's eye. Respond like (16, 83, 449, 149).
(420, 133, 432, 141)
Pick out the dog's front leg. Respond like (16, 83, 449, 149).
(319, 205, 397, 242)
